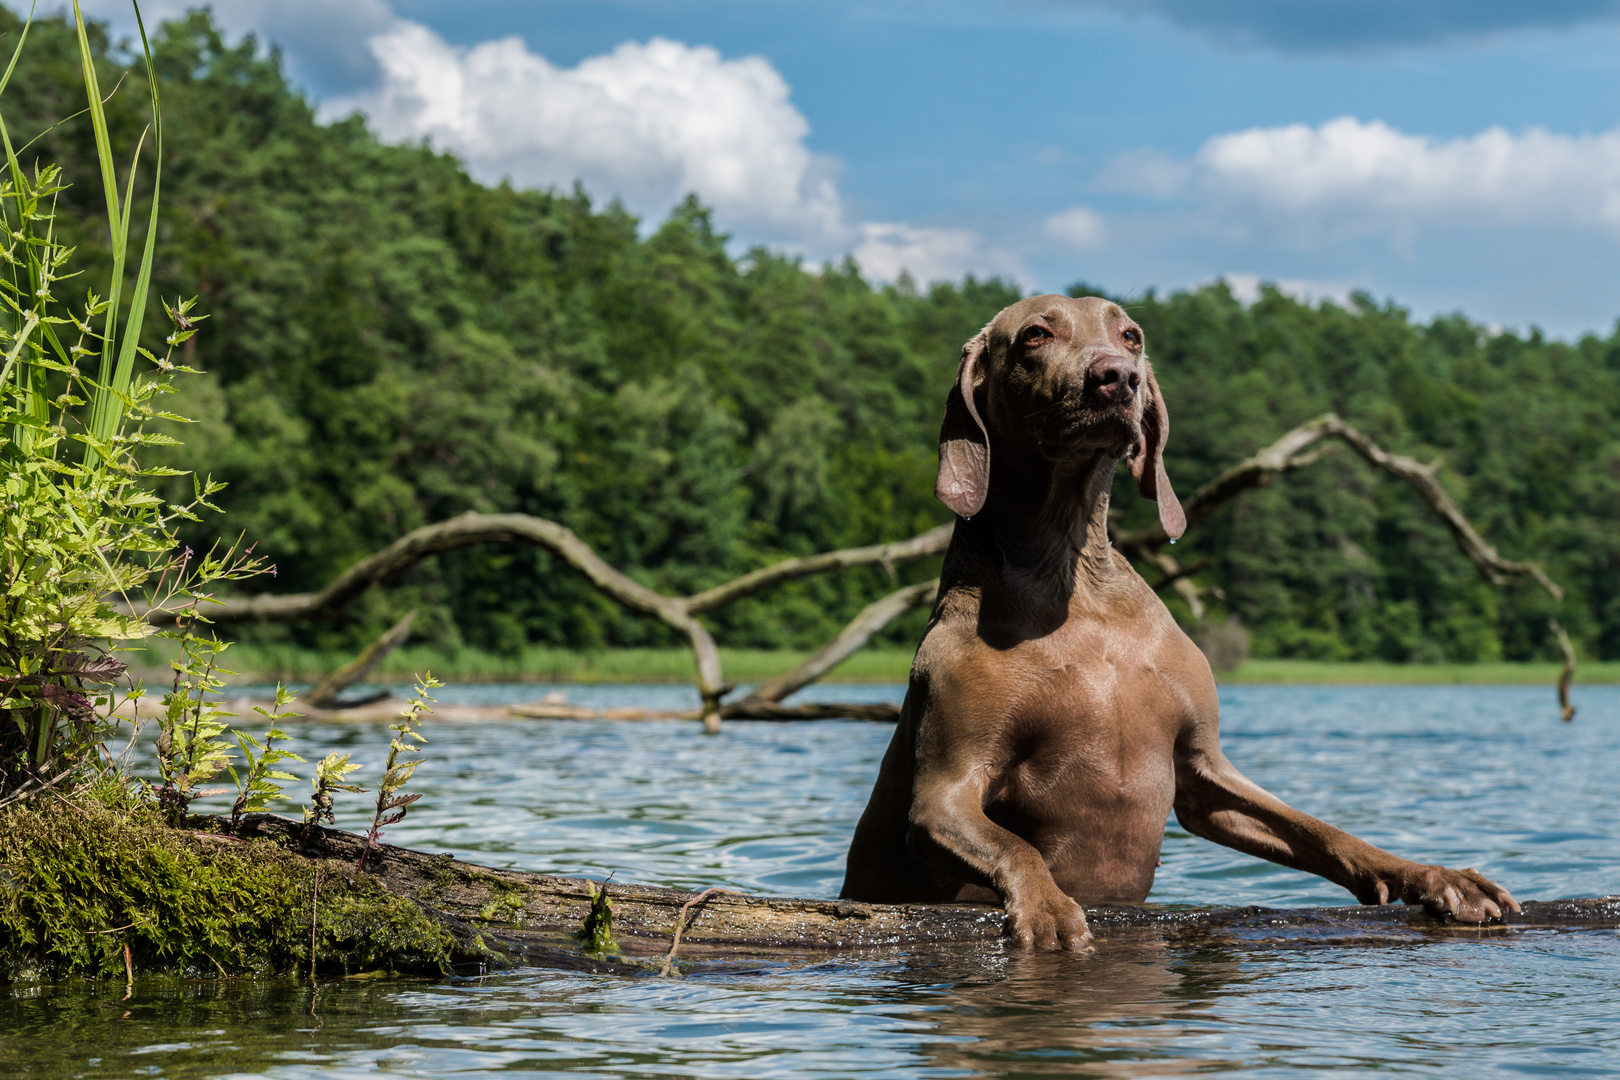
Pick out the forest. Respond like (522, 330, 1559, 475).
(7, 5, 1617, 665)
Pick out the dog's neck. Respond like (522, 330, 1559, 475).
(946, 449, 1122, 641)
(995, 450, 1116, 575)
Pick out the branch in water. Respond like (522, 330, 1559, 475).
(1550, 619, 1578, 722)
(1115, 413, 1564, 602)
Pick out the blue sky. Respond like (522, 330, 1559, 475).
(78, 1, 1620, 336)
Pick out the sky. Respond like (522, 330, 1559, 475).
(71, 0, 1620, 337)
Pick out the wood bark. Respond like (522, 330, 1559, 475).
(125, 512, 952, 732)
(232, 813, 1620, 975)
(129, 514, 951, 628)
(739, 579, 938, 705)
(305, 610, 416, 710)
(1115, 413, 1564, 601)
(1551, 619, 1578, 722)
(682, 525, 951, 614)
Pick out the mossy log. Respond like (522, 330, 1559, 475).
(238, 815, 1620, 977)
(4, 801, 1616, 982)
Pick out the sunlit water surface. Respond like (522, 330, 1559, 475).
(5, 684, 1617, 1078)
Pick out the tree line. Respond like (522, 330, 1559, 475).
(9, 6, 1616, 664)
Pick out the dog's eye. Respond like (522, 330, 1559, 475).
(1022, 325, 1052, 345)
(1121, 328, 1142, 347)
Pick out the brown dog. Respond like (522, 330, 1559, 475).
(841, 294, 1519, 949)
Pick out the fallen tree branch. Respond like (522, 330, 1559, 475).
(1114, 414, 1564, 602)
(305, 610, 416, 710)
(740, 579, 938, 705)
(659, 887, 738, 976)
(232, 813, 1620, 973)
(130, 514, 951, 629)
(125, 513, 953, 732)
(1147, 558, 1212, 593)
(684, 525, 951, 614)
(1550, 619, 1578, 722)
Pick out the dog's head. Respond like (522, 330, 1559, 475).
(936, 294, 1185, 539)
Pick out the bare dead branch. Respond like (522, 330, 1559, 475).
(125, 513, 953, 732)
(305, 610, 416, 710)
(1550, 619, 1578, 722)
(132, 515, 952, 630)
(683, 525, 952, 613)
(1146, 558, 1212, 594)
(658, 887, 738, 977)
(122, 413, 1570, 728)
(1324, 419, 1564, 601)
(1114, 413, 1564, 602)
(740, 579, 938, 705)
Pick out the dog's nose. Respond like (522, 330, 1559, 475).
(1088, 355, 1140, 403)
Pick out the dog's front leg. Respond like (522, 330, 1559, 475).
(907, 771, 1094, 951)
(1173, 731, 1519, 922)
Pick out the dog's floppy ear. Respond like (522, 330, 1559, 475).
(1129, 357, 1187, 540)
(936, 329, 990, 518)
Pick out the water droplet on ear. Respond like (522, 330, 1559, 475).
(1169, 538, 1177, 544)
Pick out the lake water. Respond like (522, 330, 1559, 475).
(5, 684, 1618, 1078)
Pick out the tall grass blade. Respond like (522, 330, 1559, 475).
(0, 3, 35, 447)
(73, 0, 129, 444)
(0, 2, 35, 100)
(110, 1, 162, 412)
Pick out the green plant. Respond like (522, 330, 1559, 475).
(226, 683, 303, 831)
(300, 751, 365, 849)
(579, 876, 616, 954)
(145, 558, 269, 823)
(357, 673, 440, 870)
(0, 1, 278, 804)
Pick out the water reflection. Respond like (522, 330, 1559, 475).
(878, 937, 1238, 1078)
(4, 931, 1619, 1078)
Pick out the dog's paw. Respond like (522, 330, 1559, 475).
(1004, 889, 1094, 951)
(1360, 863, 1520, 923)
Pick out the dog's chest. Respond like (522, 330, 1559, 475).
(987, 630, 1185, 806)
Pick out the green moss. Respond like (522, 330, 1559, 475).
(579, 880, 616, 955)
(477, 887, 528, 926)
(0, 798, 455, 982)
(314, 889, 455, 975)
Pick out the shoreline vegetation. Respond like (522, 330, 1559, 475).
(120, 642, 1620, 688)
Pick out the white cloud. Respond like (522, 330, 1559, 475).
(82, 2, 1025, 286)
(1191, 116, 1620, 240)
(327, 22, 847, 247)
(1218, 272, 1356, 308)
(852, 222, 1025, 287)
(1044, 206, 1108, 250)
